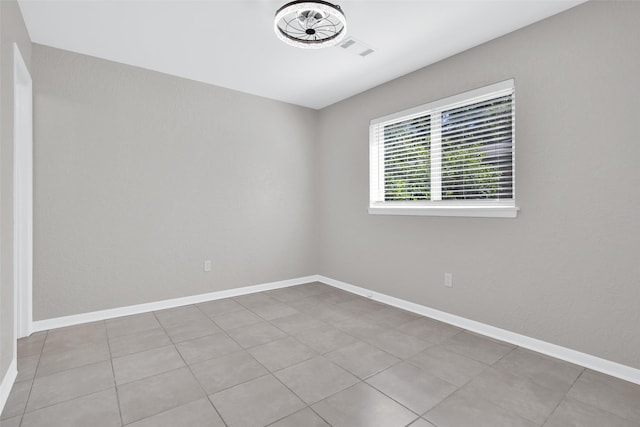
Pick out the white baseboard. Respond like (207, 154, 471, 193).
(31, 275, 320, 332)
(318, 275, 640, 386)
(26, 273, 640, 386)
(0, 358, 18, 416)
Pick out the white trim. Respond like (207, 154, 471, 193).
(368, 206, 519, 218)
(0, 359, 18, 415)
(371, 79, 515, 126)
(317, 275, 640, 385)
(13, 43, 33, 339)
(430, 112, 442, 201)
(27, 273, 640, 386)
(31, 276, 320, 332)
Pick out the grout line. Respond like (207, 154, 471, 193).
(17, 383, 115, 420)
(26, 349, 112, 382)
(150, 309, 230, 427)
(19, 324, 112, 382)
(200, 287, 366, 425)
(263, 407, 310, 426)
(405, 416, 423, 427)
(199, 304, 310, 414)
(18, 331, 48, 422)
(553, 369, 640, 425)
(104, 324, 127, 427)
(16, 324, 118, 417)
(308, 405, 335, 427)
(542, 397, 566, 425)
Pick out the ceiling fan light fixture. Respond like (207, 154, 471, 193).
(274, 0, 347, 49)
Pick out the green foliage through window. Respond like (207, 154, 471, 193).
(376, 89, 513, 203)
(383, 116, 431, 201)
(441, 95, 513, 200)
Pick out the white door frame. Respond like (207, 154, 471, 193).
(13, 43, 33, 340)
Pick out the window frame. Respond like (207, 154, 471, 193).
(369, 79, 518, 218)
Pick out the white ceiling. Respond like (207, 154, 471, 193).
(18, 0, 585, 109)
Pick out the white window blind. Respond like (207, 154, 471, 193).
(369, 79, 517, 218)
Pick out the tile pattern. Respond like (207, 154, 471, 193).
(3, 281, 640, 427)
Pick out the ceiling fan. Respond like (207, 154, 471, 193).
(273, 0, 375, 56)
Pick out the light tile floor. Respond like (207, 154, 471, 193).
(2, 281, 640, 426)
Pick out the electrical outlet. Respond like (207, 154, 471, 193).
(204, 260, 212, 272)
(444, 273, 453, 288)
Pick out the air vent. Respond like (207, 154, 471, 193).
(338, 36, 375, 57)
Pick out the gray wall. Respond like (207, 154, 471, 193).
(33, 45, 318, 320)
(30, 1, 640, 372)
(316, 1, 640, 369)
(1, 0, 32, 386)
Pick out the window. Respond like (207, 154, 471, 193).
(369, 79, 517, 217)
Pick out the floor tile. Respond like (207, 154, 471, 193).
(365, 329, 429, 359)
(154, 305, 208, 329)
(248, 301, 299, 320)
(396, 318, 462, 346)
(295, 282, 334, 297)
(36, 342, 110, 377)
(303, 289, 359, 305)
(43, 322, 108, 355)
(366, 361, 457, 414)
(297, 303, 354, 324)
(16, 354, 40, 383)
(15, 285, 638, 427)
(267, 286, 312, 303)
(176, 332, 242, 365)
(225, 321, 287, 348)
(294, 324, 358, 354)
(210, 374, 305, 427)
(17, 332, 47, 358)
(275, 356, 359, 404)
(248, 336, 316, 371)
(462, 367, 565, 424)
(334, 317, 388, 339)
(21, 389, 120, 427)
(211, 309, 262, 331)
(336, 298, 386, 316)
(190, 351, 268, 394)
(544, 398, 640, 427)
(326, 341, 399, 379)
(494, 347, 583, 392)
(112, 344, 184, 384)
(117, 367, 204, 424)
(164, 316, 221, 343)
(233, 293, 279, 310)
(1, 380, 31, 419)
(312, 382, 417, 427)
(108, 327, 172, 358)
(196, 298, 245, 318)
(126, 398, 225, 427)
(268, 407, 330, 427)
(441, 331, 515, 364)
(105, 312, 161, 338)
(270, 313, 326, 335)
(362, 307, 421, 329)
(27, 361, 114, 412)
(567, 370, 640, 423)
(425, 388, 538, 427)
(0, 415, 22, 427)
(409, 345, 487, 386)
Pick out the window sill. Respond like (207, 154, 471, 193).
(368, 205, 519, 218)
